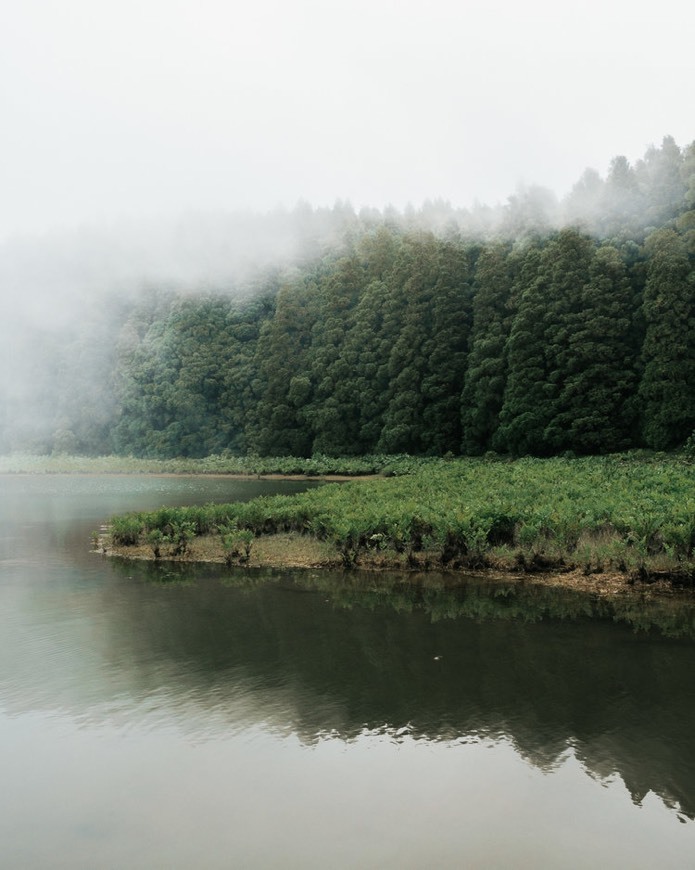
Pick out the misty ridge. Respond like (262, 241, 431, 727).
(1, 134, 694, 458)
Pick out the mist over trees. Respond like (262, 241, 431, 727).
(2, 135, 694, 458)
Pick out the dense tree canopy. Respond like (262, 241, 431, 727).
(3, 135, 694, 459)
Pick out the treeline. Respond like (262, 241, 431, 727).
(111, 222, 694, 457)
(4, 135, 695, 458)
(112, 140, 695, 457)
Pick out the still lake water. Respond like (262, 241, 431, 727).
(1, 474, 695, 868)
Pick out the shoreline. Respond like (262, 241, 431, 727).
(1, 470, 376, 481)
(97, 455, 695, 603)
(104, 532, 694, 601)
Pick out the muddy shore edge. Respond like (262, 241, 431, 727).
(103, 531, 694, 601)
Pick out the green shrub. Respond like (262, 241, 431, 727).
(110, 514, 143, 546)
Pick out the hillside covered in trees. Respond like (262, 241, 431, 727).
(3, 135, 695, 459)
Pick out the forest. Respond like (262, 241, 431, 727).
(3, 135, 694, 459)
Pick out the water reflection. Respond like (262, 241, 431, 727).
(1, 473, 695, 852)
(5, 547, 695, 821)
(112, 564, 695, 821)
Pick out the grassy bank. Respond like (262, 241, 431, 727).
(0, 452, 421, 476)
(107, 454, 695, 588)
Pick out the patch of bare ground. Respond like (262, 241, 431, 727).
(107, 532, 342, 570)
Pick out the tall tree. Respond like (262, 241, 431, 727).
(600, 155, 642, 236)
(304, 253, 364, 454)
(377, 235, 470, 454)
(460, 242, 515, 453)
(492, 241, 546, 454)
(636, 135, 686, 226)
(563, 167, 604, 229)
(547, 244, 637, 452)
(419, 241, 473, 453)
(113, 295, 265, 457)
(247, 278, 319, 456)
(496, 231, 596, 455)
(639, 228, 695, 448)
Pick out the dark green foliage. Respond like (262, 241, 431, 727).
(496, 230, 642, 455)
(113, 293, 267, 457)
(555, 244, 637, 452)
(109, 210, 694, 459)
(15, 135, 694, 461)
(246, 278, 318, 457)
(377, 235, 472, 454)
(337, 278, 394, 453)
(418, 242, 474, 453)
(302, 252, 365, 454)
(218, 523, 254, 565)
(460, 242, 515, 453)
(639, 227, 695, 449)
(493, 239, 551, 454)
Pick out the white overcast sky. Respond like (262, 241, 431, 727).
(1, 0, 693, 240)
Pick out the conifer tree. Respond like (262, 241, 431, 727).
(548, 245, 637, 452)
(419, 242, 473, 453)
(461, 242, 515, 453)
(639, 228, 695, 448)
(376, 235, 437, 453)
(377, 235, 469, 453)
(247, 278, 318, 456)
(492, 241, 547, 454)
(600, 155, 642, 236)
(496, 231, 595, 455)
(636, 135, 686, 226)
(304, 254, 364, 454)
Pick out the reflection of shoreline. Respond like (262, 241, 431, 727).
(110, 559, 695, 640)
(13, 561, 695, 821)
(5, 664, 693, 824)
(108, 533, 695, 600)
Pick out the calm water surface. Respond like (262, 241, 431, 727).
(1, 474, 695, 868)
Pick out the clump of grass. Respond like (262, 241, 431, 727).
(146, 529, 166, 559)
(218, 523, 254, 565)
(110, 514, 143, 546)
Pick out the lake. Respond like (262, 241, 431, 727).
(1, 474, 695, 868)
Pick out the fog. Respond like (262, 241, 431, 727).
(1, 0, 693, 454)
(1, 0, 693, 240)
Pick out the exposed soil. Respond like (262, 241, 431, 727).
(104, 533, 695, 600)
(106, 532, 341, 570)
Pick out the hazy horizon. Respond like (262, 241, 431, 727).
(1, 0, 693, 242)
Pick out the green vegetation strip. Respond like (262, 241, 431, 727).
(109, 455, 695, 580)
(0, 452, 422, 476)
